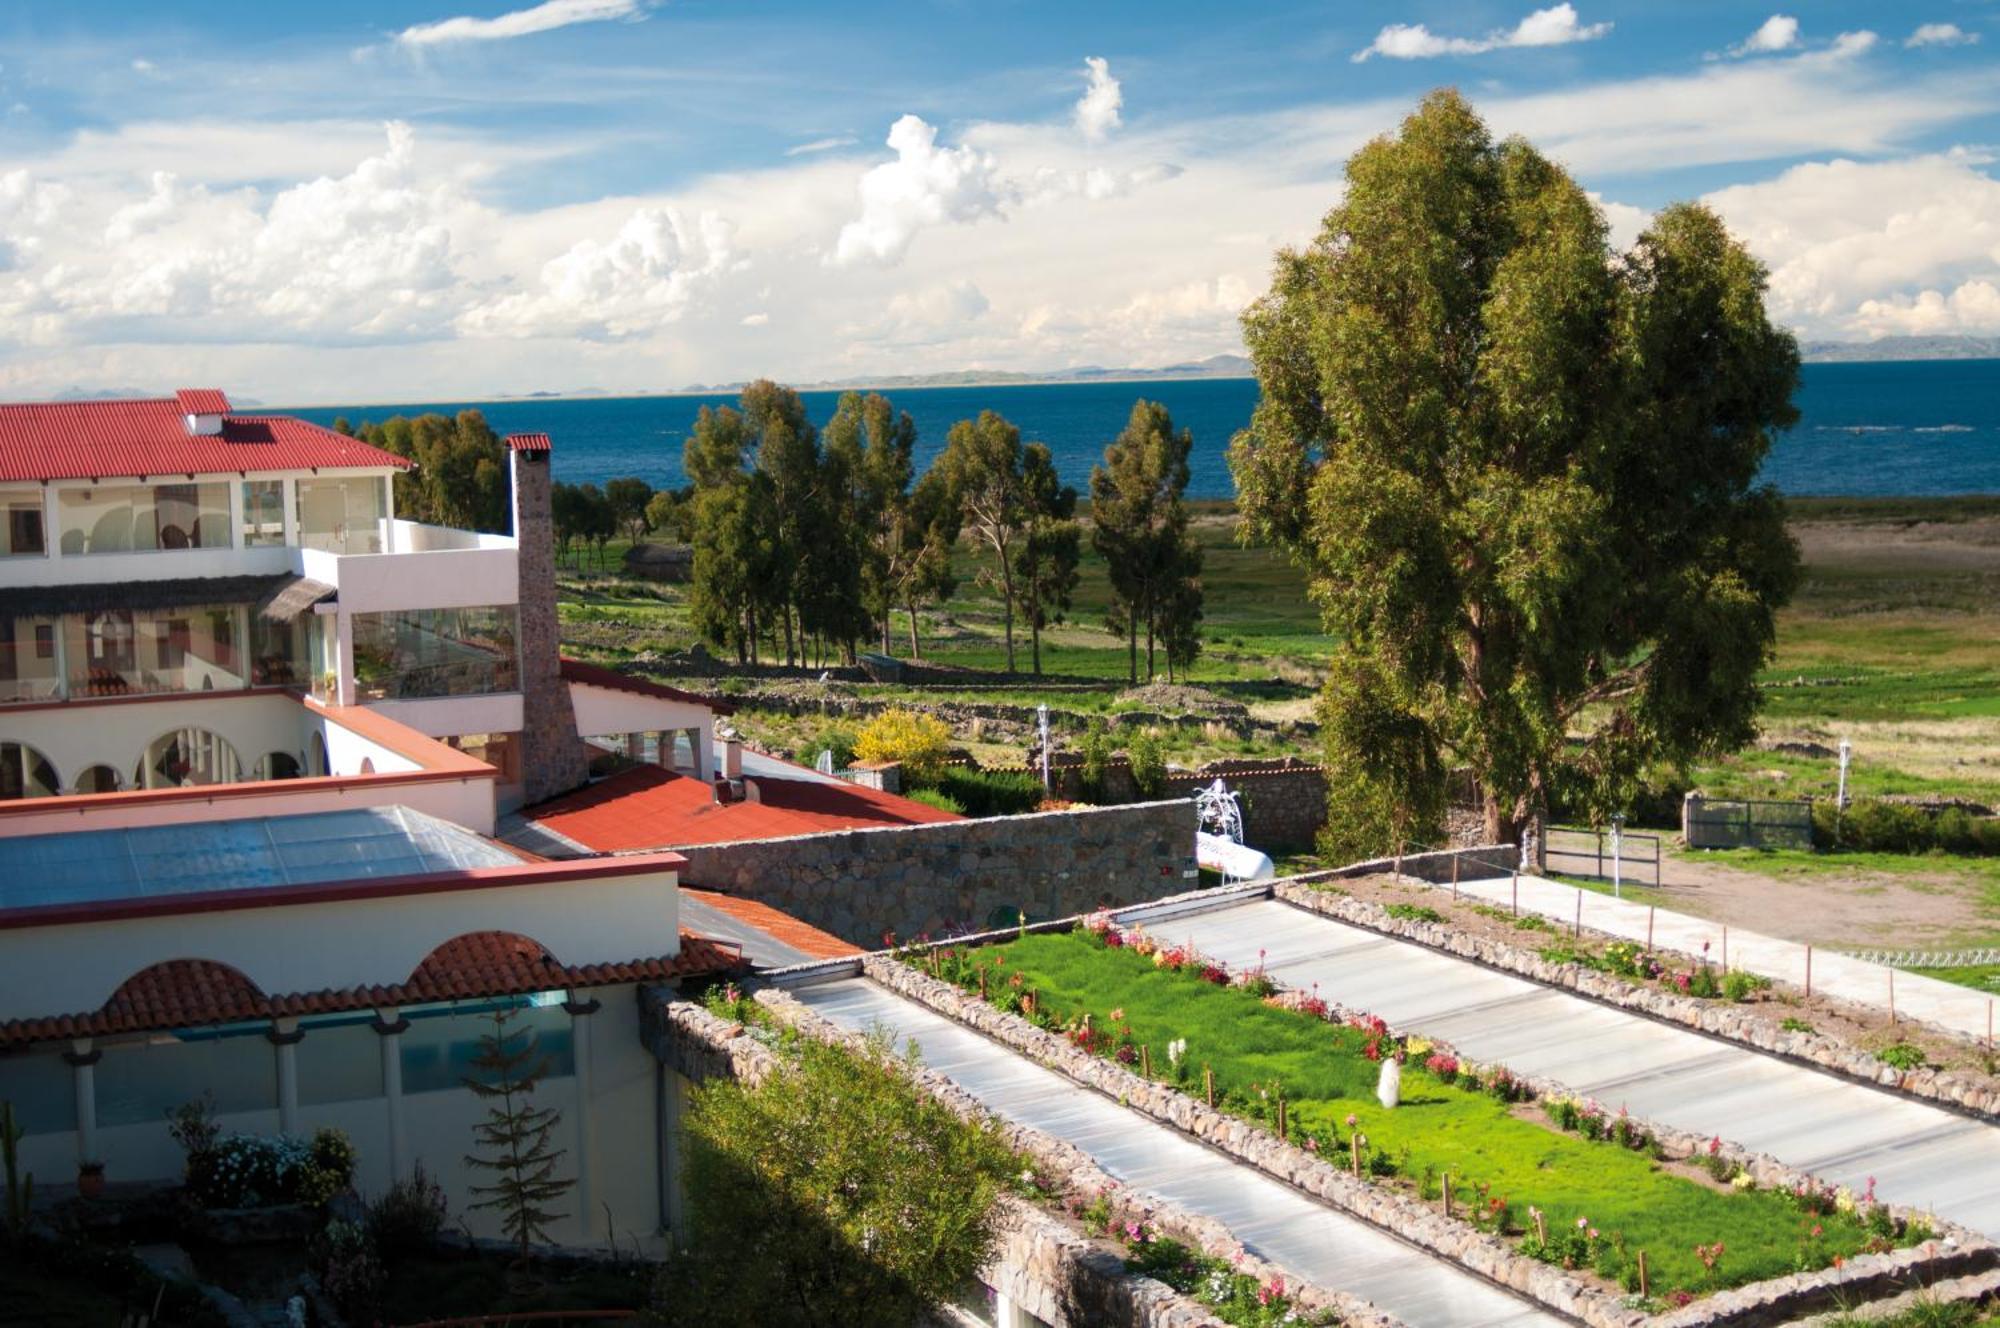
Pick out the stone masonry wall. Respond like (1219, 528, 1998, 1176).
(640, 990, 1358, 1328)
(510, 441, 590, 804)
(669, 799, 1197, 947)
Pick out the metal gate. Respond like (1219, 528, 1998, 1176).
(1547, 825, 1662, 888)
(1683, 795, 1814, 850)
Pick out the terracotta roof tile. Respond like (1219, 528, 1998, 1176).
(682, 889, 862, 961)
(0, 394, 411, 483)
(0, 932, 742, 1049)
(525, 761, 960, 853)
(506, 432, 551, 452)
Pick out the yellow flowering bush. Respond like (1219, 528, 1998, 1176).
(853, 709, 953, 782)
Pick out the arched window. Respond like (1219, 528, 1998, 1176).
(255, 751, 302, 781)
(135, 727, 242, 789)
(73, 764, 122, 794)
(0, 742, 59, 799)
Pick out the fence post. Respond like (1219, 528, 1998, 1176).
(1574, 888, 1582, 939)
(1647, 906, 1655, 951)
(1511, 871, 1519, 918)
(1804, 945, 1812, 999)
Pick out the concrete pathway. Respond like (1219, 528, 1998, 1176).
(792, 975, 1557, 1328)
(1446, 873, 1998, 1044)
(1148, 896, 2000, 1240)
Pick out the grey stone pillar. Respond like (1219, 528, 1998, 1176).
(270, 1018, 303, 1134)
(565, 995, 601, 1242)
(374, 1010, 408, 1180)
(508, 435, 589, 804)
(64, 1042, 99, 1165)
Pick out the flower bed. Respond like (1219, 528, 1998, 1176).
(917, 918, 1938, 1309)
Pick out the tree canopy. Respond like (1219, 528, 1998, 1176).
(339, 409, 511, 534)
(1228, 89, 1801, 846)
(1090, 400, 1204, 683)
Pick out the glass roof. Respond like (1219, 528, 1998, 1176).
(2, 806, 525, 912)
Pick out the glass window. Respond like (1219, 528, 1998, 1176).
(400, 1002, 573, 1096)
(134, 726, 242, 789)
(0, 615, 62, 703)
(297, 1018, 385, 1107)
(242, 479, 286, 547)
(351, 606, 520, 700)
(0, 488, 44, 557)
(0, 742, 60, 799)
(250, 614, 307, 688)
(297, 476, 387, 555)
(57, 482, 229, 555)
(66, 605, 248, 697)
(97, 1027, 275, 1127)
(0, 1050, 73, 1136)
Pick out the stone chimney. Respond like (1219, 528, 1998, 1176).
(508, 433, 589, 804)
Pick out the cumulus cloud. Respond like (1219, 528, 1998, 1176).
(1353, 4, 1611, 62)
(1728, 15, 1799, 56)
(1074, 57, 1122, 141)
(1821, 31, 1879, 60)
(395, 0, 644, 48)
(1907, 23, 1979, 49)
(830, 115, 1005, 267)
(1855, 281, 2000, 335)
(460, 205, 739, 339)
(1701, 150, 2000, 338)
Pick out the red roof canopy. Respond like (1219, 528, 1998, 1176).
(0, 394, 411, 483)
(174, 388, 231, 416)
(527, 761, 961, 852)
(507, 431, 552, 452)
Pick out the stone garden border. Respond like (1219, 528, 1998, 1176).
(644, 992, 1389, 1328)
(1272, 879, 2000, 1123)
(866, 935, 1996, 1328)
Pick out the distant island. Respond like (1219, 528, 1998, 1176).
(671, 353, 1256, 395)
(1801, 335, 2000, 363)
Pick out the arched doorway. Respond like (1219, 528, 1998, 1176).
(0, 742, 59, 799)
(135, 727, 242, 789)
(256, 751, 303, 781)
(73, 764, 123, 794)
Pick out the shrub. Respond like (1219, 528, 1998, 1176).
(367, 1162, 448, 1253)
(311, 1218, 385, 1323)
(853, 709, 953, 782)
(802, 723, 856, 771)
(1127, 729, 1168, 799)
(934, 766, 1044, 817)
(904, 788, 965, 815)
(186, 1128, 355, 1208)
(1078, 721, 1115, 803)
(1877, 1042, 1928, 1072)
(1814, 799, 2000, 856)
(1721, 970, 1772, 1003)
(1384, 903, 1444, 924)
(1780, 1017, 1815, 1034)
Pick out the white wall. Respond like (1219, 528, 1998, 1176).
(0, 692, 305, 794)
(3, 983, 668, 1251)
(1, 867, 681, 1021)
(567, 684, 712, 743)
(367, 693, 523, 741)
(320, 546, 519, 615)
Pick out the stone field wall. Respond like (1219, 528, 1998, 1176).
(669, 799, 1197, 947)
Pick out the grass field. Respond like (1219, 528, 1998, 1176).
(942, 929, 1915, 1298)
(557, 495, 2000, 798)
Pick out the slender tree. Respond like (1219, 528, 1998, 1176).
(1090, 400, 1202, 682)
(605, 476, 656, 545)
(1012, 442, 1081, 676)
(937, 411, 1028, 671)
(890, 468, 960, 659)
(463, 1008, 574, 1264)
(1229, 89, 1801, 846)
(823, 392, 918, 654)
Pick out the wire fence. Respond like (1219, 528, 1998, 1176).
(1843, 948, 2000, 970)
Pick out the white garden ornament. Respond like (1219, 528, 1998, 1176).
(1376, 1056, 1401, 1110)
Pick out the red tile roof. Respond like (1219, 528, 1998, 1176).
(507, 432, 552, 452)
(174, 388, 231, 416)
(526, 761, 961, 852)
(682, 889, 862, 960)
(0, 932, 743, 1049)
(0, 394, 412, 483)
(560, 657, 734, 714)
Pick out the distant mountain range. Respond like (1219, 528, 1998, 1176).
(1801, 336, 2000, 363)
(674, 353, 1256, 395)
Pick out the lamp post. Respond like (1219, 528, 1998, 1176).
(1611, 812, 1625, 900)
(1038, 703, 1051, 792)
(1837, 738, 1852, 810)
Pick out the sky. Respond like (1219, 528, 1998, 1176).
(1, 1, 1997, 403)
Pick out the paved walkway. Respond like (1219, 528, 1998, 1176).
(1447, 873, 1998, 1044)
(1149, 896, 2000, 1239)
(792, 975, 1556, 1328)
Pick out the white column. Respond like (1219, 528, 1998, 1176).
(375, 1009, 407, 1181)
(41, 486, 58, 563)
(227, 479, 245, 549)
(334, 610, 356, 708)
(567, 996, 600, 1242)
(282, 478, 300, 548)
(66, 1041, 99, 1165)
(661, 1068, 689, 1249)
(272, 1017, 301, 1134)
(692, 725, 715, 783)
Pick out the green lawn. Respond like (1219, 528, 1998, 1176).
(945, 930, 1919, 1299)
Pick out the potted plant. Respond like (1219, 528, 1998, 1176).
(77, 1158, 105, 1199)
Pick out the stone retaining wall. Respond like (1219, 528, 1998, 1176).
(1275, 880, 2000, 1121)
(868, 943, 1995, 1328)
(670, 800, 1197, 946)
(639, 991, 1379, 1328)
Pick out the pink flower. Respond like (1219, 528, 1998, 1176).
(1345, 1113, 1358, 1128)
(1576, 1216, 1589, 1230)
(1708, 1135, 1722, 1156)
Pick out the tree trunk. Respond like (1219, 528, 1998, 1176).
(907, 601, 922, 659)
(1145, 611, 1156, 682)
(1127, 612, 1137, 685)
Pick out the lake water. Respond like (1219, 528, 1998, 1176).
(286, 358, 2000, 500)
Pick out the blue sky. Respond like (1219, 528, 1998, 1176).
(1, 2, 1996, 400)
